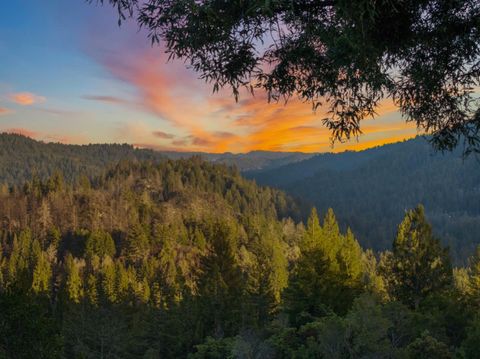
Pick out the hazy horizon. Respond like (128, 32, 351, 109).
(0, 131, 423, 155)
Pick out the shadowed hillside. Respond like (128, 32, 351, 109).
(247, 137, 480, 262)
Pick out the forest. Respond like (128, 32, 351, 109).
(0, 157, 480, 358)
(248, 137, 480, 263)
(2, 133, 479, 264)
(0, 133, 311, 185)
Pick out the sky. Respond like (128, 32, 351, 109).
(0, 0, 419, 153)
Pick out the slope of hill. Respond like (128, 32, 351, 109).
(2, 157, 475, 357)
(1, 133, 479, 261)
(246, 137, 480, 261)
(0, 133, 313, 184)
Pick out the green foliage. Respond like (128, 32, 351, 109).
(189, 337, 235, 359)
(195, 221, 245, 339)
(85, 230, 116, 258)
(406, 332, 453, 359)
(31, 252, 52, 295)
(458, 316, 480, 359)
(284, 208, 364, 322)
(64, 253, 83, 304)
(0, 158, 477, 357)
(249, 137, 480, 263)
(381, 205, 452, 309)
(0, 291, 62, 358)
(466, 245, 480, 305)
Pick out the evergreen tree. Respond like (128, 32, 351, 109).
(195, 221, 245, 339)
(64, 253, 83, 304)
(284, 208, 364, 322)
(381, 205, 452, 309)
(101, 256, 117, 303)
(31, 252, 52, 295)
(122, 224, 149, 265)
(85, 230, 116, 259)
(467, 245, 480, 305)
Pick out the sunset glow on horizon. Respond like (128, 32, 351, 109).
(0, 1, 419, 154)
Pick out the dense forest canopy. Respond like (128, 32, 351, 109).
(1, 157, 480, 357)
(0, 133, 312, 184)
(248, 136, 480, 262)
(2, 133, 479, 262)
(96, 0, 480, 154)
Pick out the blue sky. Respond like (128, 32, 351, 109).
(0, 0, 418, 152)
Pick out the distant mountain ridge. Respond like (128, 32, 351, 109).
(245, 136, 480, 262)
(0, 133, 314, 184)
(158, 149, 315, 171)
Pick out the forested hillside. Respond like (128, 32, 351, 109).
(0, 134, 312, 184)
(247, 137, 480, 262)
(2, 133, 479, 262)
(1, 158, 480, 357)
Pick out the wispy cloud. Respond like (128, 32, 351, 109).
(8, 92, 46, 106)
(82, 95, 131, 105)
(83, 26, 415, 153)
(0, 107, 12, 116)
(152, 130, 175, 139)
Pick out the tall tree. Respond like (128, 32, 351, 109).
(195, 221, 245, 339)
(284, 208, 363, 322)
(466, 245, 480, 305)
(381, 205, 452, 309)
(64, 253, 83, 304)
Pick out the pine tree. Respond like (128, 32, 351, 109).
(31, 252, 52, 295)
(302, 207, 322, 251)
(101, 256, 117, 303)
(85, 230, 116, 259)
(65, 253, 83, 304)
(123, 224, 149, 264)
(381, 205, 452, 309)
(85, 273, 98, 305)
(196, 221, 245, 339)
(284, 208, 364, 321)
(467, 245, 480, 305)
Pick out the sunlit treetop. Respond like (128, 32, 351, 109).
(95, 0, 480, 154)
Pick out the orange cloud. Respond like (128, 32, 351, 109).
(8, 92, 46, 106)
(92, 45, 414, 153)
(0, 107, 12, 116)
(153, 130, 175, 139)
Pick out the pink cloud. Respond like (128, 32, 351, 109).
(8, 92, 46, 106)
(0, 107, 12, 116)
(43, 133, 87, 144)
(84, 26, 414, 153)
